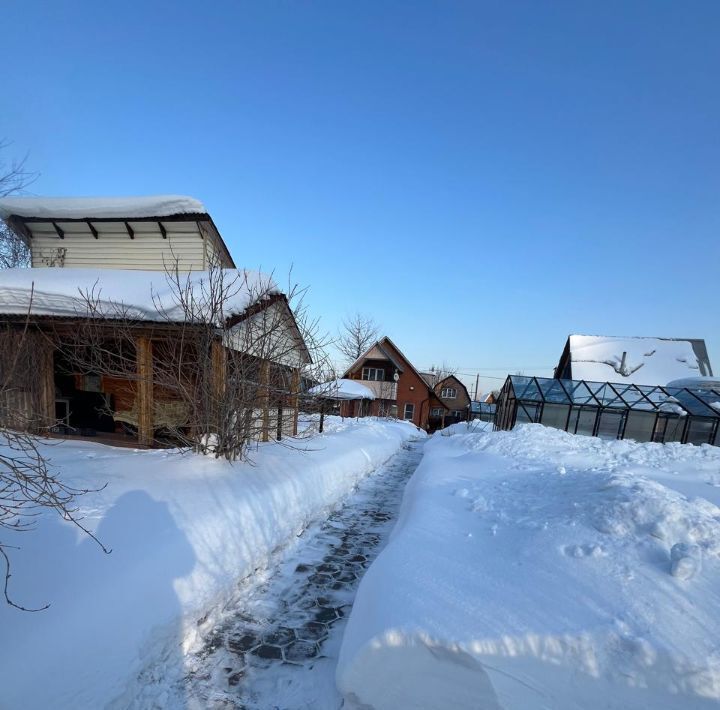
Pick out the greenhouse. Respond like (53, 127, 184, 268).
(494, 375, 720, 446)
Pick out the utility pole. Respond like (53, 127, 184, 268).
(474, 373, 479, 401)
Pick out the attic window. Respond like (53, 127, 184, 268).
(441, 387, 457, 398)
(362, 367, 384, 381)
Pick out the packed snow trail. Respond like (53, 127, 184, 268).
(177, 438, 425, 709)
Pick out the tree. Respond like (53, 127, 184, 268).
(0, 141, 35, 268)
(337, 313, 379, 363)
(428, 362, 458, 387)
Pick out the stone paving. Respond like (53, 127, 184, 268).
(181, 438, 424, 709)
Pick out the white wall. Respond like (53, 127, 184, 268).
(29, 220, 227, 271)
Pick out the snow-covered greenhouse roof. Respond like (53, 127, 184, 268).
(506, 375, 720, 419)
(0, 267, 279, 323)
(556, 335, 713, 386)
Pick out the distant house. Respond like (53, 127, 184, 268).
(554, 335, 714, 387)
(431, 375, 470, 427)
(342, 336, 447, 429)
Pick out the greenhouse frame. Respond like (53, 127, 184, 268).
(494, 375, 720, 446)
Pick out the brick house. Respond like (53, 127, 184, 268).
(431, 375, 471, 428)
(341, 336, 447, 429)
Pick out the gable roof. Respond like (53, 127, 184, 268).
(434, 374, 470, 400)
(343, 335, 449, 408)
(343, 336, 406, 377)
(557, 334, 713, 386)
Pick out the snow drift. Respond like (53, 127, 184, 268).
(0, 417, 419, 709)
(337, 422, 720, 709)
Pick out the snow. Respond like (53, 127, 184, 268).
(308, 378, 376, 400)
(0, 195, 206, 220)
(338, 422, 720, 709)
(568, 334, 713, 386)
(0, 416, 418, 709)
(666, 376, 720, 390)
(0, 266, 278, 321)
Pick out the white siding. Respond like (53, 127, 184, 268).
(225, 301, 308, 368)
(28, 220, 224, 271)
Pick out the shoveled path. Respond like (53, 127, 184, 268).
(181, 438, 425, 709)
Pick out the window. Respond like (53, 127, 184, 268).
(362, 367, 384, 381)
(431, 407, 443, 416)
(403, 403, 415, 420)
(441, 387, 457, 398)
(452, 410, 463, 417)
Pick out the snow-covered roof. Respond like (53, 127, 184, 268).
(564, 335, 713, 386)
(0, 195, 206, 220)
(0, 267, 278, 322)
(666, 376, 720, 390)
(308, 379, 375, 400)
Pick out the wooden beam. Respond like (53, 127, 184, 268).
(136, 337, 153, 446)
(32, 334, 56, 431)
(158, 221, 167, 239)
(211, 340, 226, 400)
(124, 221, 135, 239)
(259, 359, 270, 442)
(291, 367, 300, 436)
(52, 222, 65, 239)
(86, 220, 99, 239)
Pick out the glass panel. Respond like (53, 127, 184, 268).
(597, 410, 624, 440)
(652, 417, 667, 443)
(516, 402, 540, 423)
(539, 380, 571, 403)
(686, 418, 715, 445)
(574, 408, 597, 436)
(672, 391, 718, 416)
(567, 381, 598, 406)
(540, 403, 570, 430)
(623, 411, 656, 443)
(518, 379, 543, 402)
(663, 416, 686, 443)
(510, 376, 533, 399)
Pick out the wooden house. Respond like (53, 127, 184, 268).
(341, 336, 447, 429)
(0, 196, 310, 448)
(431, 375, 471, 428)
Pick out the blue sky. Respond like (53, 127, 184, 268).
(2, 1, 719, 395)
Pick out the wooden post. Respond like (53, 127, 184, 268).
(276, 401, 283, 441)
(211, 340, 227, 400)
(319, 401, 325, 433)
(39, 336, 55, 430)
(291, 367, 300, 436)
(260, 359, 270, 442)
(137, 336, 154, 446)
